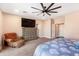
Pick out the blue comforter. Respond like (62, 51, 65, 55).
(34, 38, 79, 56)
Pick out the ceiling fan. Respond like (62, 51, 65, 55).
(31, 3, 62, 16)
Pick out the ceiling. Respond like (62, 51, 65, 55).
(0, 3, 79, 20)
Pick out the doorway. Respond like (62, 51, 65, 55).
(55, 23, 64, 37)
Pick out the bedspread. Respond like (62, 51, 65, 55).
(34, 38, 79, 56)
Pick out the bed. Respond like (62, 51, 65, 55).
(34, 38, 79, 56)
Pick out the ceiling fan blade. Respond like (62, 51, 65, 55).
(40, 3, 45, 10)
(46, 3, 54, 11)
(49, 6, 61, 11)
(31, 7, 42, 11)
(49, 11, 58, 13)
(46, 12, 51, 16)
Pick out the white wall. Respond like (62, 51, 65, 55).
(51, 16, 65, 38)
(54, 16, 65, 24)
(3, 13, 22, 36)
(64, 11, 79, 40)
(1, 13, 53, 38)
(43, 19, 51, 38)
(2, 11, 79, 40)
(0, 11, 3, 36)
(2, 13, 51, 38)
(0, 11, 3, 49)
(36, 20, 44, 37)
(36, 19, 52, 38)
(53, 11, 79, 40)
(2, 13, 49, 38)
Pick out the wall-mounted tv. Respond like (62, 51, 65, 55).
(21, 18, 36, 27)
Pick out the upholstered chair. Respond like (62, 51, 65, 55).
(4, 33, 25, 48)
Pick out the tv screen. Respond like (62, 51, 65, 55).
(21, 18, 35, 27)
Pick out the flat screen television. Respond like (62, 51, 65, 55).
(21, 18, 36, 27)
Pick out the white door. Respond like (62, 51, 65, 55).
(59, 24, 64, 37)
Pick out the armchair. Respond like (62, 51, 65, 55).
(4, 33, 25, 48)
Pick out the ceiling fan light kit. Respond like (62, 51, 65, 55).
(31, 3, 62, 16)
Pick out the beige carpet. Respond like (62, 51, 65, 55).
(0, 37, 49, 56)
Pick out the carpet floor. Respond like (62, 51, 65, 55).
(0, 37, 49, 56)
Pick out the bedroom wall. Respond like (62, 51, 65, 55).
(36, 19, 52, 38)
(3, 11, 79, 40)
(51, 16, 65, 38)
(0, 11, 3, 49)
(2, 13, 47, 38)
(64, 11, 79, 40)
(54, 16, 65, 24)
(43, 19, 51, 38)
(2, 13, 49, 38)
(2, 11, 79, 40)
(3, 13, 22, 36)
(0, 11, 3, 37)
(53, 12, 79, 40)
(36, 20, 44, 37)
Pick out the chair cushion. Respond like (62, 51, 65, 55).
(8, 39, 25, 48)
(4, 33, 17, 41)
(6, 39, 18, 42)
(6, 39, 14, 42)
